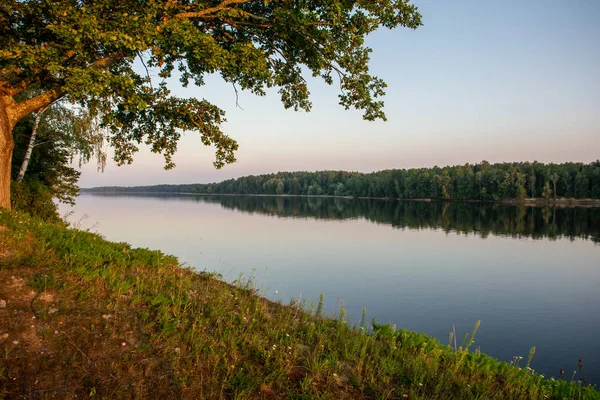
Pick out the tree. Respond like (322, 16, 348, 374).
(542, 182, 552, 201)
(527, 170, 536, 198)
(435, 173, 452, 200)
(13, 97, 104, 182)
(574, 171, 589, 198)
(275, 180, 284, 195)
(16, 105, 49, 182)
(8, 91, 104, 218)
(498, 168, 526, 200)
(291, 177, 301, 195)
(0, 1, 422, 209)
(550, 173, 560, 199)
(11, 114, 81, 219)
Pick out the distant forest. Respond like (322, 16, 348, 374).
(84, 161, 600, 201)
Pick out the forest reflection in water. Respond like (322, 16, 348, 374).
(98, 193, 600, 243)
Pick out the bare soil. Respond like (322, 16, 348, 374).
(0, 230, 171, 399)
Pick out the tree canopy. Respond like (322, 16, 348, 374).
(0, 0, 422, 208)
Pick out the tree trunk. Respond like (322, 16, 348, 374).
(0, 98, 15, 210)
(17, 106, 47, 182)
(0, 88, 62, 210)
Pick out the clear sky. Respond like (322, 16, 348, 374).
(77, 0, 600, 187)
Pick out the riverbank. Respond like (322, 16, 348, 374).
(81, 189, 600, 208)
(1, 210, 598, 399)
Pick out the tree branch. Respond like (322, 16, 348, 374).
(5, 51, 123, 124)
(12, 89, 65, 124)
(232, 82, 244, 110)
(92, 54, 124, 70)
(0, 78, 34, 97)
(137, 51, 153, 89)
(175, 0, 253, 19)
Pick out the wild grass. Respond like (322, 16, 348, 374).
(0, 209, 598, 399)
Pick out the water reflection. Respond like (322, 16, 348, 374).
(92, 193, 600, 243)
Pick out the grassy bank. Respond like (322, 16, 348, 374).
(0, 210, 598, 399)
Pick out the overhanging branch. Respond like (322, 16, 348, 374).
(13, 89, 65, 124)
(175, 0, 253, 19)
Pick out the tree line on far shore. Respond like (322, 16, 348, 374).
(84, 160, 600, 201)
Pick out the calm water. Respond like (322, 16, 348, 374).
(61, 194, 600, 384)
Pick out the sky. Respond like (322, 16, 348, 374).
(77, 0, 600, 187)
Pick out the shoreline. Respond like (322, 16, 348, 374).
(80, 190, 600, 207)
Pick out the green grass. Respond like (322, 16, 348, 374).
(0, 209, 598, 399)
